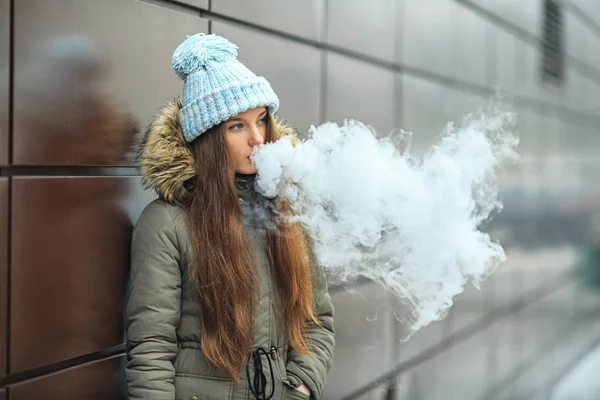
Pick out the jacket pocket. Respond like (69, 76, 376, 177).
(282, 381, 310, 400)
(175, 374, 234, 400)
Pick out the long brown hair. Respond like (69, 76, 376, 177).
(187, 110, 318, 382)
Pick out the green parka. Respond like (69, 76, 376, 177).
(125, 100, 335, 400)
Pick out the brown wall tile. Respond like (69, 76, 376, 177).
(10, 177, 132, 372)
(0, 0, 9, 165)
(9, 357, 124, 400)
(0, 178, 7, 379)
(13, 0, 208, 165)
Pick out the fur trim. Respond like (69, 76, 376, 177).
(137, 97, 297, 206)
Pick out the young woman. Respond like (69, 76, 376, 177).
(125, 33, 335, 400)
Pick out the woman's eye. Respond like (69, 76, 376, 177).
(229, 124, 243, 131)
(258, 117, 266, 125)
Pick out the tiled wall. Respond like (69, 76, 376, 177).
(0, 0, 8, 166)
(1, 0, 600, 399)
(0, 179, 7, 383)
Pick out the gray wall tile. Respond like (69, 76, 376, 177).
(179, 0, 208, 8)
(324, 283, 396, 399)
(402, 0, 456, 79)
(566, 10, 589, 65)
(212, 0, 324, 41)
(494, 26, 518, 93)
(453, 4, 490, 85)
(400, 74, 486, 155)
(326, 53, 395, 136)
(212, 21, 322, 134)
(327, 0, 399, 62)
(468, 0, 542, 39)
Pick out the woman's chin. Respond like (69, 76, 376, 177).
(236, 165, 257, 175)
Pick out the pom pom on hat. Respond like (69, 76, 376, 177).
(172, 33, 239, 80)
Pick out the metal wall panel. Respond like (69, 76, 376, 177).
(549, 115, 564, 156)
(567, 69, 590, 113)
(571, 0, 600, 25)
(13, 0, 208, 165)
(453, 3, 489, 85)
(491, 314, 524, 379)
(547, 82, 568, 111)
(514, 38, 544, 102)
(10, 177, 132, 373)
(397, 316, 444, 362)
(400, 74, 486, 155)
(0, 0, 9, 165)
(515, 39, 564, 107)
(212, 0, 324, 41)
(212, 22, 322, 133)
(589, 81, 600, 117)
(467, 0, 542, 39)
(581, 29, 599, 73)
(494, 26, 517, 93)
(327, 0, 399, 62)
(505, 35, 540, 102)
(325, 53, 395, 135)
(0, 179, 6, 379)
(323, 284, 395, 399)
(569, 122, 595, 157)
(395, 321, 461, 398)
(517, 109, 539, 159)
(513, 36, 527, 101)
(501, 287, 600, 398)
(411, 329, 490, 399)
(401, 74, 451, 154)
(402, 0, 456, 78)
(566, 9, 588, 64)
(179, 0, 208, 9)
(522, 42, 542, 101)
(586, 34, 600, 78)
(576, 125, 600, 155)
(9, 357, 124, 400)
(538, 114, 558, 158)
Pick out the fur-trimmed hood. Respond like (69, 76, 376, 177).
(137, 98, 295, 206)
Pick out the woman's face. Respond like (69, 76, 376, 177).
(224, 107, 267, 174)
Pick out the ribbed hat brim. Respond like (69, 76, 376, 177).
(179, 77, 279, 142)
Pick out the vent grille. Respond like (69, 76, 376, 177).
(541, 0, 565, 84)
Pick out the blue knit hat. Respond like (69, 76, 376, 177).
(172, 33, 280, 142)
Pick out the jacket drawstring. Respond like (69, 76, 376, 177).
(246, 347, 275, 400)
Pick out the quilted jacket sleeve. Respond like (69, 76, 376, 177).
(125, 201, 182, 399)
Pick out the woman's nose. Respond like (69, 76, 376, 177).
(249, 126, 264, 145)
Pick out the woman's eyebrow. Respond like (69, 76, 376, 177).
(227, 110, 267, 123)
